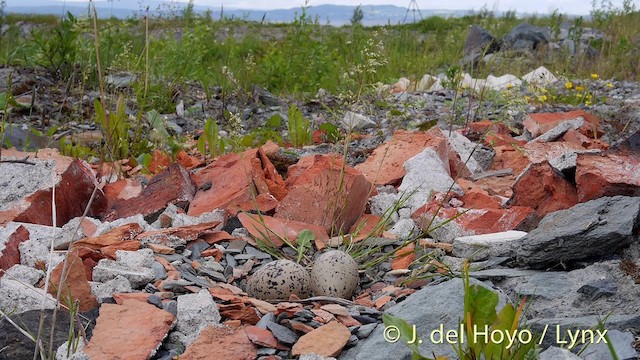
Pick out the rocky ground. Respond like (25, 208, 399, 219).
(0, 59, 640, 360)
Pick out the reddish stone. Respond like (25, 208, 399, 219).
(220, 304, 261, 325)
(0, 155, 107, 227)
(83, 258, 97, 281)
(147, 243, 175, 254)
(209, 287, 242, 302)
(275, 155, 372, 235)
(261, 140, 280, 158)
(112, 292, 151, 305)
(562, 129, 609, 150)
(102, 178, 143, 209)
(229, 193, 279, 215)
(101, 240, 141, 259)
(509, 161, 578, 218)
(349, 214, 384, 242)
(466, 119, 512, 135)
(48, 251, 98, 312)
(311, 309, 337, 323)
(147, 149, 171, 174)
(335, 314, 362, 327)
(105, 163, 196, 221)
(576, 152, 640, 202)
(291, 321, 351, 357)
(188, 148, 287, 216)
(80, 218, 98, 237)
(354, 293, 374, 307)
(181, 326, 257, 360)
(201, 231, 234, 245)
(490, 145, 530, 176)
(391, 243, 416, 270)
(244, 325, 287, 349)
(83, 299, 175, 360)
(374, 295, 393, 309)
(484, 133, 527, 148)
(200, 248, 223, 261)
(285, 319, 315, 334)
(72, 223, 143, 252)
(176, 149, 203, 169)
(354, 129, 449, 186)
(135, 221, 221, 245)
(238, 212, 330, 249)
(458, 177, 515, 200)
(0, 225, 30, 275)
(413, 198, 536, 236)
(523, 110, 602, 138)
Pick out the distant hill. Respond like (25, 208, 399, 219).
(5, 1, 476, 25)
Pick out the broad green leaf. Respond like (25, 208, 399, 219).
(295, 230, 314, 263)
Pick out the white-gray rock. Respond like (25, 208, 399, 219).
(92, 249, 155, 289)
(533, 117, 585, 143)
(3, 264, 44, 286)
(581, 330, 638, 360)
(341, 111, 376, 131)
(174, 289, 221, 346)
(452, 230, 527, 261)
(522, 66, 558, 85)
(150, 204, 225, 229)
(398, 148, 463, 214)
(539, 346, 581, 360)
(388, 219, 418, 238)
(0, 278, 56, 314)
(56, 339, 86, 360)
(90, 275, 132, 303)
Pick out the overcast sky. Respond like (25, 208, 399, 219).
(59, 0, 635, 15)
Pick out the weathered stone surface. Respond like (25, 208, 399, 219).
(102, 177, 142, 209)
(291, 321, 351, 357)
(464, 25, 499, 56)
(516, 196, 640, 268)
(92, 249, 155, 288)
(275, 154, 371, 235)
(0, 277, 56, 313)
(180, 326, 257, 360)
(0, 310, 81, 360)
(502, 22, 549, 51)
(239, 212, 330, 250)
(413, 197, 535, 242)
(523, 110, 600, 138)
(175, 289, 221, 346)
(105, 163, 196, 222)
(0, 224, 29, 274)
(539, 346, 581, 360)
(0, 149, 106, 227)
(188, 148, 286, 216)
(49, 251, 99, 312)
(508, 161, 578, 218)
(83, 299, 175, 360)
(452, 230, 527, 261)
(398, 148, 463, 213)
(581, 330, 638, 360)
(576, 152, 640, 202)
(340, 278, 506, 360)
(354, 129, 448, 186)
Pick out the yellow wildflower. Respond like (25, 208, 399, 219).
(606, 82, 614, 88)
(565, 81, 573, 89)
(591, 73, 599, 80)
(575, 85, 585, 92)
(585, 100, 592, 106)
(537, 95, 547, 102)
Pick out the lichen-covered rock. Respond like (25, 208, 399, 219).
(310, 251, 359, 299)
(246, 260, 311, 301)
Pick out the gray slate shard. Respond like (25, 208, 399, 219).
(516, 196, 640, 269)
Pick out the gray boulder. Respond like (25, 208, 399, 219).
(339, 278, 507, 360)
(464, 25, 500, 57)
(516, 196, 640, 269)
(503, 23, 550, 51)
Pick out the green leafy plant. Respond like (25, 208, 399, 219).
(197, 118, 226, 159)
(287, 104, 311, 147)
(383, 262, 539, 360)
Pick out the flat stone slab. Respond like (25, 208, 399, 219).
(452, 230, 527, 260)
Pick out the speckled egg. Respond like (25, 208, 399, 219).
(310, 250, 360, 299)
(246, 260, 311, 301)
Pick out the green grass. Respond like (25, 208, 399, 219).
(0, 1, 638, 164)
